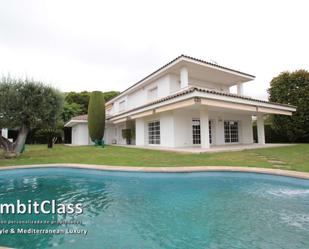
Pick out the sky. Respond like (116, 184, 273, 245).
(0, 0, 308, 100)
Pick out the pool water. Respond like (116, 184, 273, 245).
(0, 168, 308, 249)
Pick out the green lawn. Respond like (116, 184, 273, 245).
(0, 144, 309, 172)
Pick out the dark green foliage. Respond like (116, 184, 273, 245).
(61, 101, 83, 122)
(88, 91, 105, 141)
(122, 129, 133, 145)
(103, 91, 120, 102)
(65, 91, 90, 114)
(65, 91, 119, 114)
(253, 124, 289, 143)
(0, 77, 63, 129)
(0, 76, 63, 155)
(36, 128, 63, 148)
(252, 116, 289, 143)
(268, 70, 309, 142)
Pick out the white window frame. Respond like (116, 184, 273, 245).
(192, 118, 201, 145)
(148, 120, 160, 145)
(224, 120, 239, 143)
(209, 120, 213, 144)
(192, 118, 213, 145)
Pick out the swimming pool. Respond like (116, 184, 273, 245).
(0, 167, 308, 249)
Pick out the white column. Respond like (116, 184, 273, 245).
(237, 83, 243, 95)
(160, 112, 175, 147)
(257, 115, 265, 145)
(215, 118, 224, 145)
(1, 128, 8, 139)
(200, 109, 210, 149)
(180, 67, 189, 88)
(135, 118, 145, 146)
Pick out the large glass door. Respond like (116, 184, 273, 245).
(192, 118, 201, 144)
(192, 119, 212, 145)
(224, 120, 239, 143)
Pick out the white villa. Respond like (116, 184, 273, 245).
(65, 55, 296, 150)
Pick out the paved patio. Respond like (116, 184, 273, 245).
(113, 143, 295, 154)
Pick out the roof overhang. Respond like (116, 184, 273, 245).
(169, 57, 254, 86)
(64, 120, 88, 127)
(109, 89, 296, 123)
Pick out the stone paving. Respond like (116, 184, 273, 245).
(0, 164, 308, 179)
(255, 152, 291, 169)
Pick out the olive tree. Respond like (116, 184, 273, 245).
(0, 77, 63, 157)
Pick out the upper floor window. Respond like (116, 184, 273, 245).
(148, 87, 158, 102)
(119, 100, 126, 112)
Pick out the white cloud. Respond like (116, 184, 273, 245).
(0, 0, 308, 99)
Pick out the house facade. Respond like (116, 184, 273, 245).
(65, 55, 296, 149)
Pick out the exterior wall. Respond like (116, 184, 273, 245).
(241, 115, 254, 144)
(134, 113, 175, 147)
(169, 74, 181, 93)
(209, 112, 254, 145)
(137, 113, 161, 146)
(155, 74, 171, 99)
(71, 124, 91, 145)
(174, 110, 194, 147)
(109, 75, 235, 117)
(69, 122, 133, 146)
(104, 125, 116, 144)
(70, 110, 254, 148)
(104, 122, 128, 145)
(127, 88, 146, 111)
(108, 67, 254, 118)
(111, 74, 182, 116)
(131, 109, 254, 148)
(135, 118, 146, 146)
(159, 112, 175, 147)
(257, 115, 265, 144)
(114, 96, 128, 114)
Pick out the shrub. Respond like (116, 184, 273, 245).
(87, 91, 105, 142)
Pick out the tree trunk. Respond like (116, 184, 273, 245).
(47, 137, 53, 148)
(0, 136, 14, 152)
(13, 125, 29, 154)
(0, 125, 29, 158)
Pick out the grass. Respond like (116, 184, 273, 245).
(0, 144, 309, 172)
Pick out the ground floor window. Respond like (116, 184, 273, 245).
(192, 119, 201, 144)
(148, 120, 160, 144)
(224, 120, 239, 143)
(209, 120, 212, 144)
(192, 119, 212, 145)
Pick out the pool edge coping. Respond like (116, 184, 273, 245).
(0, 164, 308, 180)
